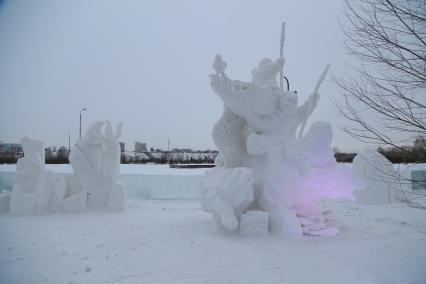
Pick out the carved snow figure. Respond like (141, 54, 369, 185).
(70, 121, 105, 195)
(212, 56, 250, 169)
(68, 120, 126, 212)
(201, 24, 361, 237)
(9, 137, 46, 216)
(6, 137, 72, 216)
(201, 167, 254, 230)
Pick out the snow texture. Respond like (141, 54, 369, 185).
(1, 199, 425, 284)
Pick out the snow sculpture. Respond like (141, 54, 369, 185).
(9, 137, 46, 216)
(202, 24, 361, 237)
(69, 120, 126, 212)
(201, 167, 254, 230)
(353, 148, 398, 204)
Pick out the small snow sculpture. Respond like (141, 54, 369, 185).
(9, 137, 46, 216)
(353, 148, 397, 204)
(69, 120, 126, 212)
(201, 23, 361, 237)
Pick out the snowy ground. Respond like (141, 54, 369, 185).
(1, 199, 425, 284)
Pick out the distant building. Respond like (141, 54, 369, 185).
(134, 142, 148, 153)
(119, 142, 125, 153)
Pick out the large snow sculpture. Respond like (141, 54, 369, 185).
(201, 24, 361, 237)
(69, 120, 126, 212)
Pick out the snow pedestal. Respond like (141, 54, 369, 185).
(353, 149, 396, 204)
(239, 211, 269, 236)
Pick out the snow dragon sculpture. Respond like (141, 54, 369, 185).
(201, 34, 361, 237)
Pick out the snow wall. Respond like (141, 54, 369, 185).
(0, 171, 202, 200)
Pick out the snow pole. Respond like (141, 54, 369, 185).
(297, 64, 330, 138)
(279, 22, 285, 90)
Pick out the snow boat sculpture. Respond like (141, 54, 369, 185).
(68, 120, 126, 212)
(201, 24, 361, 237)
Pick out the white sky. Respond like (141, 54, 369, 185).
(0, 0, 363, 152)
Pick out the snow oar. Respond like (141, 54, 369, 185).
(297, 64, 330, 138)
(279, 22, 285, 90)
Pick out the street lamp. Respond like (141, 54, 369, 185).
(79, 108, 87, 138)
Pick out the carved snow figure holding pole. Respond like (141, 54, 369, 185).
(201, 22, 361, 237)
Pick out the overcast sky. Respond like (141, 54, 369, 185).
(0, 0, 363, 152)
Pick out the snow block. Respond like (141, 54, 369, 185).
(88, 191, 110, 209)
(353, 149, 395, 204)
(62, 191, 87, 213)
(270, 206, 303, 237)
(47, 176, 66, 213)
(239, 211, 269, 236)
(9, 184, 37, 216)
(21, 136, 45, 162)
(201, 167, 254, 231)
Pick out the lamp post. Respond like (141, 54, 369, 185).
(79, 108, 87, 138)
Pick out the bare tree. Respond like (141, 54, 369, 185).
(336, 0, 425, 148)
(336, 0, 426, 208)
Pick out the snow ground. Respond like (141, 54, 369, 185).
(1, 200, 425, 284)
